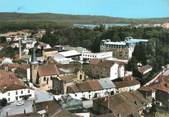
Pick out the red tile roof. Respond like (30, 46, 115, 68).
(114, 77, 140, 88)
(75, 81, 91, 92)
(145, 77, 169, 93)
(0, 70, 26, 93)
(153, 81, 169, 93)
(94, 91, 148, 117)
(38, 64, 59, 77)
(59, 75, 76, 83)
(67, 80, 103, 93)
(139, 86, 155, 92)
(3, 63, 29, 70)
(86, 80, 102, 91)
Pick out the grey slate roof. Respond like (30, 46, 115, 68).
(35, 89, 53, 103)
(98, 78, 116, 89)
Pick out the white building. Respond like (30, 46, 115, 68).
(98, 78, 116, 95)
(37, 42, 51, 50)
(59, 50, 81, 58)
(1, 58, 13, 65)
(100, 37, 148, 60)
(55, 77, 140, 101)
(114, 76, 141, 93)
(80, 51, 112, 63)
(52, 54, 74, 64)
(0, 70, 35, 103)
(22, 38, 37, 49)
(6, 37, 12, 42)
(0, 89, 35, 103)
(11, 41, 19, 48)
(64, 79, 116, 100)
(110, 62, 125, 80)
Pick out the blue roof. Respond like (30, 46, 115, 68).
(126, 39, 148, 44)
(98, 78, 116, 89)
(35, 89, 53, 103)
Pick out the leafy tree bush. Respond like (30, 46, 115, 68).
(0, 98, 7, 106)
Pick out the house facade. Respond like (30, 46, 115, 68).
(52, 64, 85, 94)
(110, 62, 125, 80)
(65, 79, 116, 100)
(31, 64, 59, 91)
(0, 89, 35, 103)
(90, 59, 125, 80)
(114, 76, 141, 93)
(0, 70, 35, 103)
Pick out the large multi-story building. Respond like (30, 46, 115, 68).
(100, 37, 148, 60)
(80, 50, 112, 63)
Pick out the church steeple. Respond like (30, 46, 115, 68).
(31, 46, 38, 64)
(30, 46, 38, 83)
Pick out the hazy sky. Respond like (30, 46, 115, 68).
(0, 0, 169, 18)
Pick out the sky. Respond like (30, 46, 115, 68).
(0, 0, 169, 18)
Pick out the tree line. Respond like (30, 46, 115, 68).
(41, 26, 169, 72)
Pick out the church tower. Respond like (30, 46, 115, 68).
(30, 46, 39, 84)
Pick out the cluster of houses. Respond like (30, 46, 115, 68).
(0, 30, 169, 117)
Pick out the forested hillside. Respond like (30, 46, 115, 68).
(0, 12, 169, 32)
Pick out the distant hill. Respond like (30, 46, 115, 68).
(0, 12, 168, 24)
